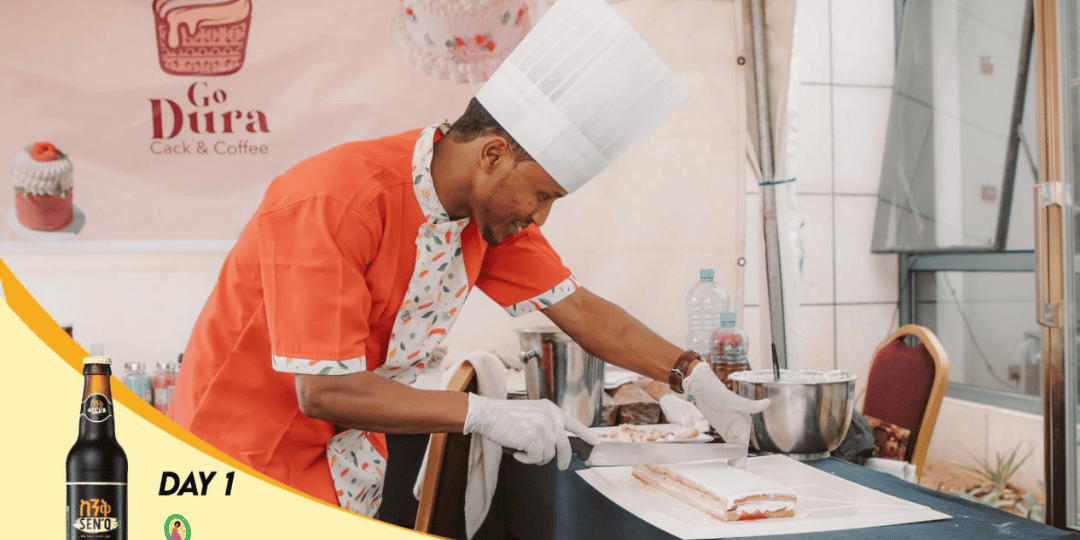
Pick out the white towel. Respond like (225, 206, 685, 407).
(603, 365, 639, 390)
(658, 393, 711, 434)
(412, 347, 507, 539)
(864, 457, 918, 483)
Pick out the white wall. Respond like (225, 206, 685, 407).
(742, 0, 900, 394)
(1, 245, 227, 367)
(930, 396, 1044, 495)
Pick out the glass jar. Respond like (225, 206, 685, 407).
(709, 312, 749, 391)
(121, 362, 154, 405)
(152, 361, 178, 414)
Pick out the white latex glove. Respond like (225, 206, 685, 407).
(463, 394, 602, 469)
(683, 362, 771, 444)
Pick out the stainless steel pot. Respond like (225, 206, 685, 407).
(514, 326, 605, 427)
(729, 369, 857, 460)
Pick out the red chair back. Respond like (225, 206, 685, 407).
(862, 337, 936, 463)
(861, 325, 950, 480)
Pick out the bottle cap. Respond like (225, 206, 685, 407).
(698, 268, 715, 281)
(124, 362, 145, 371)
(83, 356, 112, 365)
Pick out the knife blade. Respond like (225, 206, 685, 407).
(570, 437, 748, 468)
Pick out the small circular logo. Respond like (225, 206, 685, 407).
(164, 514, 191, 540)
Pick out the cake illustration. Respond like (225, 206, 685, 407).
(11, 142, 74, 232)
(153, 0, 253, 76)
(393, 0, 532, 84)
(631, 463, 797, 521)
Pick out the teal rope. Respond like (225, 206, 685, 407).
(758, 177, 796, 186)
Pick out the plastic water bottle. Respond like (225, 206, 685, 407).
(685, 268, 730, 357)
(709, 312, 749, 390)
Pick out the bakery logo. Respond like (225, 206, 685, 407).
(153, 0, 253, 76)
(164, 513, 191, 540)
(150, 82, 271, 156)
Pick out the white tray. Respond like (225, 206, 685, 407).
(577, 454, 950, 539)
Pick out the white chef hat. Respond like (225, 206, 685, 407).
(475, 0, 690, 193)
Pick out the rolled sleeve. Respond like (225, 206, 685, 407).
(476, 226, 576, 314)
(503, 275, 580, 316)
(271, 355, 366, 375)
(256, 196, 375, 373)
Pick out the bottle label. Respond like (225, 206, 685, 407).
(81, 393, 113, 423)
(67, 483, 126, 539)
(718, 312, 738, 328)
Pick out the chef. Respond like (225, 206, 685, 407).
(169, 0, 769, 521)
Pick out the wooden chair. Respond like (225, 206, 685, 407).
(861, 324, 950, 480)
(414, 362, 476, 539)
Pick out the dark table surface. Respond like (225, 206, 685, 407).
(500, 455, 1080, 540)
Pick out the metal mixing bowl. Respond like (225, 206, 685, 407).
(728, 369, 857, 460)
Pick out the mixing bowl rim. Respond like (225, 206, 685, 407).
(728, 368, 858, 384)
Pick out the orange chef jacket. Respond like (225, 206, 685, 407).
(169, 128, 574, 505)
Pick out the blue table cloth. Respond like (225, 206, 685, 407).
(500, 456, 1080, 540)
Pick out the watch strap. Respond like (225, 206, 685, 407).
(668, 351, 702, 393)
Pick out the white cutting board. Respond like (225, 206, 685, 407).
(576, 454, 950, 539)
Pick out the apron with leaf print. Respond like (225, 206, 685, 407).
(327, 123, 471, 516)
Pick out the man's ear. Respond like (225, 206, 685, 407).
(479, 135, 511, 173)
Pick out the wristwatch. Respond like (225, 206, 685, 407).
(668, 351, 702, 393)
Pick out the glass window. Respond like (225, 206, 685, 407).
(883, 0, 1039, 411)
(913, 270, 1040, 399)
(874, 0, 1035, 252)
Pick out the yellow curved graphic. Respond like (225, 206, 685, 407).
(0, 256, 430, 539)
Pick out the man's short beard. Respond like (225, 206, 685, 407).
(482, 230, 502, 246)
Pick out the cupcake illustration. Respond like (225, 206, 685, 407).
(152, 0, 253, 76)
(11, 142, 74, 232)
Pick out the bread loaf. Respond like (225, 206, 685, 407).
(635, 377, 678, 401)
(599, 391, 619, 427)
(611, 382, 661, 425)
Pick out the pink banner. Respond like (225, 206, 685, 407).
(0, 0, 499, 242)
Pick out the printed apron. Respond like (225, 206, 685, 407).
(326, 124, 471, 516)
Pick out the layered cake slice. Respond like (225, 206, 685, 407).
(631, 463, 796, 521)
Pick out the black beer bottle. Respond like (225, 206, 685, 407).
(66, 356, 127, 540)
